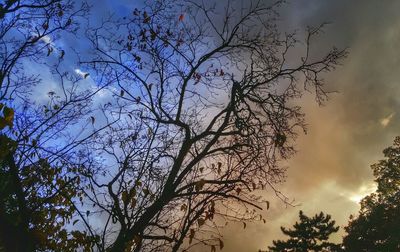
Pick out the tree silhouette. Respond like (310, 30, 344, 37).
(268, 211, 341, 252)
(0, 0, 347, 251)
(0, 1, 101, 251)
(76, 0, 347, 251)
(74, 0, 347, 251)
(342, 137, 400, 251)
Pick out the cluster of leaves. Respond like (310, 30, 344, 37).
(0, 156, 98, 251)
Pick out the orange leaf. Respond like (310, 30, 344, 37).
(179, 14, 184, 21)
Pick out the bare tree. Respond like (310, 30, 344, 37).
(78, 0, 347, 251)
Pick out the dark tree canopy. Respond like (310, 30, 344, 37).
(0, 0, 98, 251)
(268, 211, 341, 252)
(342, 137, 400, 252)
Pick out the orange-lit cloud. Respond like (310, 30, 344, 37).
(214, 1, 400, 251)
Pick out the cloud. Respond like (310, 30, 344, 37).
(380, 113, 395, 127)
(217, 0, 400, 251)
(74, 68, 89, 78)
(341, 182, 377, 204)
(37, 34, 57, 49)
(40, 35, 52, 45)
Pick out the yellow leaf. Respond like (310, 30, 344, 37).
(2, 106, 14, 128)
(180, 204, 187, 211)
(122, 190, 129, 204)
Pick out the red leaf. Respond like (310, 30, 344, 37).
(179, 14, 184, 21)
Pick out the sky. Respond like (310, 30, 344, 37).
(15, 0, 400, 250)
(218, 1, 400, 251)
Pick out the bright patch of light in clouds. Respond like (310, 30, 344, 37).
(40, 35, 52, 45)
(75, 68, 89, 78)
(38, 34, 56, 48)
(380, 112, 395, 127)
(345, 183, 377, 203)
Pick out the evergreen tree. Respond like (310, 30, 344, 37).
(269, 211, 341, 252)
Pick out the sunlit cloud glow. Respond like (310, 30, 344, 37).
(40, 35, 52, 45)
(75, 68, 89, 78)
(380, 112, 395, 127)
(343, 183, 377, 203)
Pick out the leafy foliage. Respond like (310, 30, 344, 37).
(342, 137, 400, 251)
(268, 211, 341, 252)
(0, 156, 99, 251)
